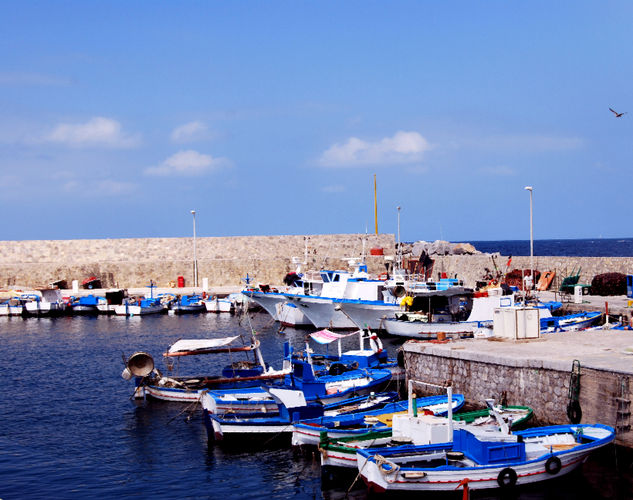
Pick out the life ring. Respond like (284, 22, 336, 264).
(545, 456, 562, 475)
(497, 467, 517, 488)
(378, 272, 389, 281)
(168, 281, 175, 288)
(567, 400, 582, 424)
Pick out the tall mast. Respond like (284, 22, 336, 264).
(374, 174, 378, 235)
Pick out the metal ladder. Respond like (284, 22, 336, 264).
(615, 377, 631, 433)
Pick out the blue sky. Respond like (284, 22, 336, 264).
(1, 1, 632, 242)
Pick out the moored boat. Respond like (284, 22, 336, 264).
(357, 423, 615, 493)
(123, 335, 291, 402)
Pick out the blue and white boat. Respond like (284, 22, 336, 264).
(0, 293, 33, 316)
(203, 388, 400, 442)
(24, 288, 67, 317)
(357, 423, 615, 493)
(114, 283, 167, 316)
(292, 393, 465, 447)
(170, 294, 206, 314)
(540, 311, 602, 332)
(68, 294, 106, 315)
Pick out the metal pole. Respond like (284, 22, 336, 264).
(191, 210, 198, 288)
(374, 174, 378, 235)
(397, 206, 401, 269)
(524, 187, 534, 290)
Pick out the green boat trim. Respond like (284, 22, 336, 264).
(452, 405, 533, 429)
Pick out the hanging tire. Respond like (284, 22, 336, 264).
(328, 363, 347, 376)
(545, 456, 562, 475)
(567, 400, 582, 424)
(397, 350, 405, 368)
(497, 467, 517, 488)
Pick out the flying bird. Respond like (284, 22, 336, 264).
(609, 107, 627, 118)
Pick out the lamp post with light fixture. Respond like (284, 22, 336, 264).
(524, 187, 534, 290)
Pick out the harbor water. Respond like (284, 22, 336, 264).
(1, 311, 633, 499)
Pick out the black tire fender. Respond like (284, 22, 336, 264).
(497, 467, 517, 488)
(545, 456, 562, 475)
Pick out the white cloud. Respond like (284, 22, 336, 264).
(479, 165, 516, 176)
(46, 117, 140, 148)
(144, 150, 229, 176)
(319, 131, 431, 167)
(170, 121, 209, 143)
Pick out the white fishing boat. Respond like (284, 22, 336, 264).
(357, 423, 615, 493)
(383, 294, 513, 339)
(291, 393, 465, 447)
(204, 295, 235, 313)
(123, 335, 291, 402)
(23, 288, 67, 317)
(203, 388, 399, 443)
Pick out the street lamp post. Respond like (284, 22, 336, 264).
(191, 210, 198, 288)
(524, 187, 534, 290)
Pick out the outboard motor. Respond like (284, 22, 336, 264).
(121, 351, 154, 380)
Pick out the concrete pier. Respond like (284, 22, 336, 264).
(403, 327, 633, 448)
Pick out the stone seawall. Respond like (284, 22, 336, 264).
(1, 234, 632, 289)
(404, 336, 633, 448)
(0, 234, 394, 288)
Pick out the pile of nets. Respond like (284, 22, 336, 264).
(590, 272, 627, 296)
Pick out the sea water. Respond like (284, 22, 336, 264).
(0, 311, 631, 499)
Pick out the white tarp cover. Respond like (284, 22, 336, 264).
(309, 329, 358, 345)
(168, 336, 240, 354)
(268, 387, 307, 409)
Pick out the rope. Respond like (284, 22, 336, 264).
(167, 393, 203, 425)
(344, 436, 388, 496)
(373, 454, 400, 476)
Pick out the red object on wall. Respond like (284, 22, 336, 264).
(177, 276, 185, 287)
(370, 247, 384, 256)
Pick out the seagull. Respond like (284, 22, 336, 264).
(609, 107, 627, 118)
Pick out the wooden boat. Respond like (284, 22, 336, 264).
(319, 402, 534, 471)
(203, 389, 400, 442)
(357, 423, 615, 493)
(169, 294, 206, 314)
(122, 335, 291, 402)
(540, 311, 602, 332)
(292, 393, 465, 447)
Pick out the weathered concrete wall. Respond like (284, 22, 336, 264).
(0, 234, 395, 288)
(404, 343, 633, 447)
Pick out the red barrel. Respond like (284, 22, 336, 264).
(177, 276, 185, 287)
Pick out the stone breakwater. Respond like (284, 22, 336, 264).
(0, 234, 394, 289)
(1, 234, 632, 289)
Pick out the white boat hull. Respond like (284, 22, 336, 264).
(338, 301, 399, 330)
(276, 302, 312, 326)
(384, 318, 491, 339)
(241, 291, 287, 321)
(287, 296, 356, 329)
(114, 303, 165, 316)
(204, 298, 234, 313)
(0, 304, 24, 316)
